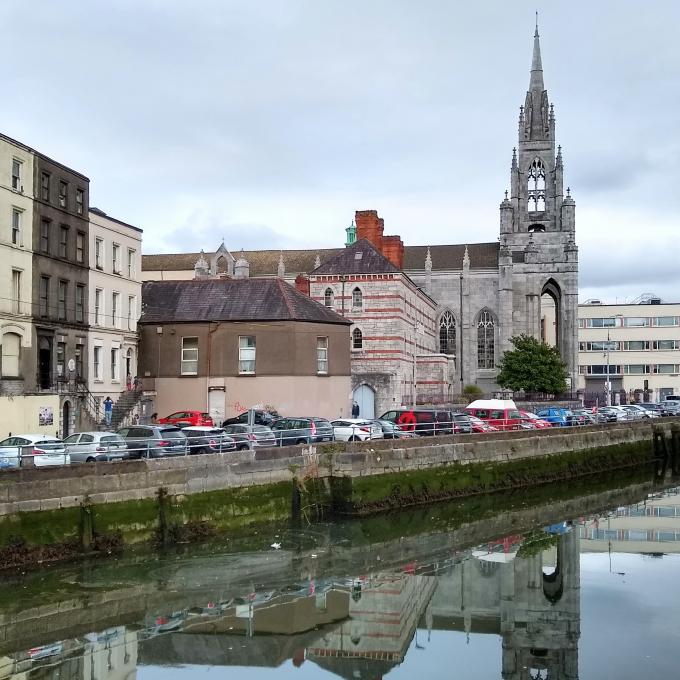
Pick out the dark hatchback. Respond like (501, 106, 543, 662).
(271, 417, 335, 446)
(222, 410, 280, 427)
(116, 425, 188, 458)
(379, 409, 456, 436)
(181, 427, 237, 454)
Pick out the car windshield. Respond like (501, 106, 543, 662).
(253, 426, 272, 434)
(160, 429, 185, 439)
(101, 435, 125, 445)
(35, 441, 64, 451)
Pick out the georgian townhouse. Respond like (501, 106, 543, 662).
(86, 208, 142, 416)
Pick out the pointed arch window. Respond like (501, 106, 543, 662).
(352, 327, 363, 350)
(528, 157, 546, 212)
(477, 310, 495, 369)
(352, 287, 363, 309)
(439, 311, 456, 355)
(324, 288, 334, 308)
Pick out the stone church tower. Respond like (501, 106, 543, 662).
(499, 24, 579, 389)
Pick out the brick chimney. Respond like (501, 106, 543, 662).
(294, 273, 310, 296)
(355, 209, 404, 270)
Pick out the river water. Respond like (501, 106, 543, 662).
(2, 474, 680, 680)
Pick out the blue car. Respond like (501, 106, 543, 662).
(534, 407, 574, 427)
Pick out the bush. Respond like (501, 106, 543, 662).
(462, 384, 483, 403)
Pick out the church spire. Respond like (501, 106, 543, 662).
(523, 19, 552, 142)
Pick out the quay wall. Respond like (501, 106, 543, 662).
(0, 420, 674, 561)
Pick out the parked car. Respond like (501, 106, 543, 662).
(221, 424, 277, 450)
(518, 411, 553, 429)
(449, 412, 475, 434)
(596, 406, 633, 422)
(465, 400, 524, 431)
(570, 408, 605, 425)
(158, 411, 213, 427)
(467, 415, 499, 433)
(222, 410, 280, 427)
(330, 419, 383, 442)
(373, 419, 419, 439)
(63, 431, 128, 462)
(181, 426, 237, 454)
(533, 407, 576, 427)
(116, 425, 189, 458)
(621, 404, 659, 419)
(378, 409, 454, 436)
(639, 402, 676, 416)
(0, 435, 70, 468)
(270, 417, 335, 446)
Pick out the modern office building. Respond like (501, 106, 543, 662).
(578, 298, 680, 403)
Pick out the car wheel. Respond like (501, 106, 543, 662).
(195, 447, 209, 455)
(237, 444, 249, 451)
(296, 439, 307, 445)
(86, 457, 96, 463)
(349, 435, 359, 442)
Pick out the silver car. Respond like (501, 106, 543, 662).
(221, 424, 277, 450)
(0, 435, 70, 469)
(63, 431, 129, 462)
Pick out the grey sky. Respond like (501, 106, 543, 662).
(3, 1, 679, 303)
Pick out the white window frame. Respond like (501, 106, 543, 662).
(11, 208, 21, 245)
(238, 335, 256, 374)
(94, 288, 103, 326)
(111, 347, 120, 382)
(93, 345, 102, 381)
(127, 248, 136, 279)
(112, 243, 121, 274)
(111, 292, 120, 328)
(11, 269, 21, 314)
(95, 238, 104, 269)
(181, 337, 199, 375)
(127, 295, 136, 330)
(11, 158, 21, 191)
(317, 336, 328, 374)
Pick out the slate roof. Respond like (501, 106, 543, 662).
(311, 239, 401, 275)
(403, 243, 499, 270)
(140, 279, 351, 325)
(142, 242, 499, 275)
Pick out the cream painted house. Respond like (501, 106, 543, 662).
(578, 299, 680, 402)
(87, 208, 142, 413)
(0, 135, 34, 397)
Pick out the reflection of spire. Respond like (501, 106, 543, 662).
(314, 254, 321, 269)
(277, 251, 285, 278)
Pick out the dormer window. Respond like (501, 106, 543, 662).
(527, 157, 546, 212)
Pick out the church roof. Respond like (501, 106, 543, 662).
(311, 238, 401, 275)
(140, 278, 351, 325)
(142, 242, 499, 275)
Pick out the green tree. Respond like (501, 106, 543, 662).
(462, 384, 484, 402)
(497, 335, 567, 394)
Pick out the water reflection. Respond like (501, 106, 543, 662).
(1, 482, 680, 680)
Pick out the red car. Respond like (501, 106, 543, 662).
(519, 411, 552, 429)
(468, 415, 498, 433)
(158, 410, 214, 427)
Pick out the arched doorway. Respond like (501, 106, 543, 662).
(353, 384, 375, 419)
(540, 279, 561, 349)
(62, 401, 71, 437)
(38, 336, 52, 390)
(125, 348, 133, 384)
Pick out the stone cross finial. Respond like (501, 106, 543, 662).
(425, 247, 432, 271)
(314, 254, 321, 269)
(277, 251, 285, 278)
(463, 245, 470, 270)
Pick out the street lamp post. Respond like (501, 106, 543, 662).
(605, 329, 612, 407)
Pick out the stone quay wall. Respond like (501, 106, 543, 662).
(0, 419, 673, 518)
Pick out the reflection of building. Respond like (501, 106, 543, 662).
(579, 487, 680, 553)
(306, 573, 437, 678)
(430, 531, 580, 680)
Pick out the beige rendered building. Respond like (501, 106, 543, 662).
(87, 208, 142, 414)
(578, 299, 680, 403)
(138, 277, 351, 423)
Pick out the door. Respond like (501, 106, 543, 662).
(353, 384, 375, 420)
(208, 389, 225, 427)
(62, 401, 71, 437)
(38, 336, 52, 389)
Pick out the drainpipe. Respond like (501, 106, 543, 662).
(340, 276, 347, 316)
(459, 273, 464, 395)
(207, 322, 221, 415)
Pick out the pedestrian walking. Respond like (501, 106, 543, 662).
(103, 396, 113, 426)
(351, 401, 360, 418)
